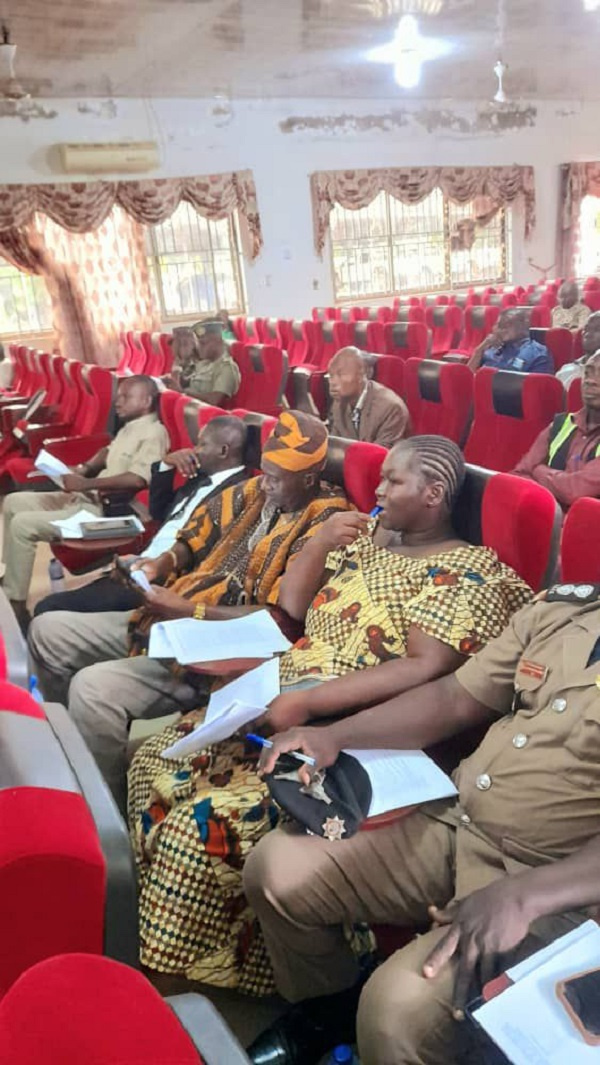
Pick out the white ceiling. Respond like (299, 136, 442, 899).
(2, 0, 600, 101)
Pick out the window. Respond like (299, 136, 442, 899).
(576, 195, 600, 278)
(330, 190, 509, 302)
(0, 262, 52, 337)
(146, 202, 245, 320)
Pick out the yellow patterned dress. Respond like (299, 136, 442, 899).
(128, 535, 532, 994)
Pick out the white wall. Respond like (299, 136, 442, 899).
(2, 95, 600, 320)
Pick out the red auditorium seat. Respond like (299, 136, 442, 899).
(231, 315, 247, 342)
(230, 343, 287, 415)
(384, 321, 428, 361)
(242, 316, 263, 343)
(140, 332, 164, 375)
(314, 320, 352, 368)
(482, 292, 517, 308)
(480, 473, 560, 592)
(425, 304, 463, 356)
(324, 439, 387, 512)
(124, 331, 147, 374)
(449, 292, 481, 308)
(0, 954, 251, 1064)
(351, 320, 385, 354)
(529, 326, 573, 371)
(159, 333, 174, 375)
(257, 317, 283, 346)
(528, 304, 552, 328)
(393, 296, 421, 309)
(375, 307, 394, 324)
(573, 327, 584, 362)
(311, 306, 338, 322)
(560, 497, 600, 583)
(463, 367, 565, 472)
(567, 375, 582, 412)
(451, 305, 500, 357)
(286, 319, 314, 367)
(404, 359, 473, 445)
(364, 353, 405, 398)
(583, 289, 600, 312)
(421, 294, 449, 307)
(394, 306, 426, 324)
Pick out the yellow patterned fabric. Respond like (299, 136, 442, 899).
(280, 534, 532, 685)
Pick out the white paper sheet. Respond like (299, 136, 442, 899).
(49, 509, 143, 540)
(130, 568, 152, 594)
(162, 700, 267, 758)
(475, 921, 600, 1064)
(147, 611, 291, 666)
(205, 658, 280, 723)
(34, 447, 71, 487)
(343, 749, 458, 817)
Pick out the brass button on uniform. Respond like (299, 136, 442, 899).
(552, 698, 567, 714)
(460, 813, 471, 824)
(476, 773, 492, 791)
(512, 733, 528, 749)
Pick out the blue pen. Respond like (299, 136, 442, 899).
(370, 505, 383, 517)
(246, 733, 316, 767)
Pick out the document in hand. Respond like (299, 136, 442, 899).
(161, 658, 280, 758)
(474, 920, 600, 1064)
(343, 749, 458, 817)
(34, 448, 71, 487)
(147, 610, 291, 666)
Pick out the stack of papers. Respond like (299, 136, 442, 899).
(343, 749, 458, 816)
(474, 921, 600, 1063)
(33, 448, 71, 487)
(148, 610, 291, 666)
(162, 658, 280, 758)
(50, 509, 143, 540)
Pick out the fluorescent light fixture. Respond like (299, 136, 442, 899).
(367, 14, 452, 88)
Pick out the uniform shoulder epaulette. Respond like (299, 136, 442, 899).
(545, 583, 600, 604)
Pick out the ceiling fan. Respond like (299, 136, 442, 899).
(0, 25, 56, 119)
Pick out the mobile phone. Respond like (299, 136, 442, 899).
(113, 556, 145, 596)
(556, 967, 600, 1046)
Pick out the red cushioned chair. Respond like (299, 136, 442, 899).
(573, 327, 584, 362)
(449, 292, 481, 309)
(567, 375, 583, 413)
(140, 332, 164, 376)
(313, 320, 353, 370)
(230, 344, 288, 416)
(393, 296, 421, 309)
(285, 319, 314, 368)
(124, 332, 148, 374)
(528, 304, 552, 328)
(311, 306, 338, 322)
(375, 306, 394, 323)
(324, 439, 387, 511)
(404, 359, 473, 445)
(350, 320, 386, 354)
(583, 289, 600, 312)
(449, 304, 501, 357)
(424, 304, 463, 356)
(482, 292, 517, 308)
(257, 317, 283, 346)
(383, 321, 428, 361)
(363, 352, 405, 398)
(560, 497, 600, 583)
(394, 306, 426, 324)
(420, 294, 449, 308)
(0, 953, 251, 1064)
(242, 316, 264, 343)
(463, 368, 565, 473)
(480, 472, 560, 592)
(529, 326, 573, 371)
(231, 315, 247, 342)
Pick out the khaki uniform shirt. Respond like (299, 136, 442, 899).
(551, 303, 591, 331)
(330, 380, 411, 449)
(99, 413, 169, 485)
(187, 354, 241, 399)
(426, 596, 600, 871)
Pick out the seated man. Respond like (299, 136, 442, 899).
(183, 320, 241, 405)
(33, 415, 249, 616)
(245, 584, 600, 1065)
(551, 280, 591, 332)
(2, 375, 168, 630)
(28, 411, 351, 810)
(328, 347, 410, 448)
(468, 308, 553, 374)
(512, 350, 600, 508)
(556, 309, 600, 390)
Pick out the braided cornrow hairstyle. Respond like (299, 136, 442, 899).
(390, 435, 465, 509)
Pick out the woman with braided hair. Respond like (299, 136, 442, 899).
(128, 435, 531, 995)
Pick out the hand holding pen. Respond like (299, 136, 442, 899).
(249, 726, 342, 786)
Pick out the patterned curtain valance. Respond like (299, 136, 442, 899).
(559, 162, 600, 276)
(311, 165, 536, 255)
(0, 170, 263, 259)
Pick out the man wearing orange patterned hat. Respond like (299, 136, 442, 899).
(29, 411, 351, 808)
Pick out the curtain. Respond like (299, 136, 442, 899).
(558, 162, 600, 278)
(0, 171, 263, 260)
(0, 208, 160, 365)
(310, 165, 536, 255)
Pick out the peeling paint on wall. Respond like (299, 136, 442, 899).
(280, 103, 538, 137)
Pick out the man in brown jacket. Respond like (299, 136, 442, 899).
(328, 347, 410, 448)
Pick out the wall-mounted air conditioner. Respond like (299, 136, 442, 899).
(59, 141, 160, 175)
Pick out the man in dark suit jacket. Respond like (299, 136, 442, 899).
(34, 416, 249, 616)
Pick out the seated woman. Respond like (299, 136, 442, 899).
(127, 436, 531, 997)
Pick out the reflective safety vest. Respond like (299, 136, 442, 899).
(547, 413, 600, 470)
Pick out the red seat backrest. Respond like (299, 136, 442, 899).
(230, 344, 287, 416)
(529, 305, 551, 328)
(0, 680, 45, 719)
(159, 334, 173, 375)
(561, 497, 600, 583)
(455, 305, 501, 356)
(0, 953, 203, 1064)
(343, 441, 387, 511)
(384, 322, 428, 361)
(481, 474, 560, 591)
(81, 366, 115, 435)
(394, 306, 426, 324)
(126, 332, 147, 374)
(244, 317, 263, 343)
(159, 390, 188, 450)
(404, 359, 473, 445)
(463, 368, 565, 472)
(351, 321, 385, 354)
(258, 318, 282, 346)
(424, 305, 463, 356)
(450, 292, 481, 308)
(367, 354, 405, 397)
(567, 375, 583, 413)
(140, 332, 163, 376)
(583, 290, 600, 312)
(529, 327, 573, 371)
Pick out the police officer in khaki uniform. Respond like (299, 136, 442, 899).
(2, 375, 169, 629)
(184, 320, 241, 405)
(244, 586, 600, 1065)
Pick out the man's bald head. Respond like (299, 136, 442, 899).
(496, 308, 530, 344)
(328, 346, 367, 402)
(582, 312, 600, 357)
(558, 281, 579, 309)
